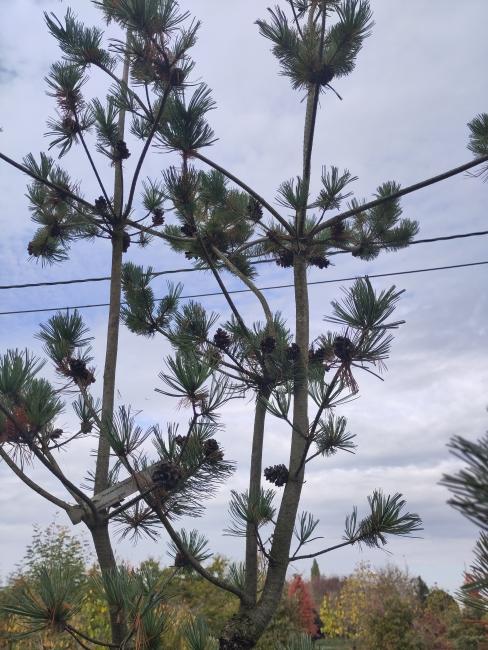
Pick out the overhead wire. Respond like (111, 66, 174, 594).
(0, 228, 486, 291)
(0, 259, 486, 316)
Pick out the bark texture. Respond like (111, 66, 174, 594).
(244, 388, 271, 605)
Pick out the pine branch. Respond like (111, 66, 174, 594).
(125, 217, 192, 243)
(158, 510, 245, 599)
(310, 154, 488, 236)
(211, 245, 274, 333)
(94, 61, 151, 119)
(105, 485, 156, 520)
(0, 151, 94, 210)
(65, 624, 118, 649)
(194, 152, 295, 236)
(197, 236, 250, 337)
(75, 112, 116, 220)
(125, 84, 173, 216)
(122, 457, 248, 603)
(0, 447, 71, 511)
(288, 0, 304, 39)
(0, 401, 97, 518)
(293, 363, 343, 479)
(65, 628, 92, 650)
(291, 539, 353, 561)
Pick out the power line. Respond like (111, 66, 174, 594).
(0, 260, 486, 317)
(0, 228, 487, 292)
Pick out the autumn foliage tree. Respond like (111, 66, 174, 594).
(288, 575, 318, 636)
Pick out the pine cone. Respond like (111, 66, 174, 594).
(113, 140, 131, 161)
(94, 196, 108, 214)
(27, 241, 36, 257)
(0, 406, 31, 443)
(169, 67, 186, 87)
(309, 256, 330, 269)
(152, 208, 165, 226)
(180, 223, 196, 237)
(276, 250, 294, 268)
(205, 347, 222, 368)
(174, 551, 189, 568)
(204, 438, 219, 455)
(308, 64, 335, 86)
(152, 462, 182, 491)
(204, 438, 223, 463)
(68, 358, 95, 386)
(174, 435, 188, 447)
(286, 343, 300, 361)
(50, 429, 63, 440)
(260, 336, 276, 354)
(62, 116, 78, 134)
(80, 420, 93, 434)
(47, 189, 68, 206)
(264, 464, 289, 487)
(213, 328, 231, 350)
(351, 243, 367, 258)
(247, 197, 263, 222)
(334, 336, 355, 363)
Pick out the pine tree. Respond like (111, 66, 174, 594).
(0, 1, 217, 646)
(0, 2, 488, 649)
(441, 117, 488, 616)
(441, 412, 488, 612)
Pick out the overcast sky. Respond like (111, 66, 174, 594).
(0, 0, 487, 595)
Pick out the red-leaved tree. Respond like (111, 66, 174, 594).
(288, 574, 318, 636)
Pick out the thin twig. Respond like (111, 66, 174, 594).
(288, 0, 304, 38)
(65, 624, 118, 649)
(125, 84, 173, 216)
(75, 113, 116, 220)
(291, 539, 353, 561)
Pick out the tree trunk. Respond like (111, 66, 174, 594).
(90, 523, 126, 647)
(219, 252, 310, 650)
(89, 40, 130, 646)
(94, 232, 124, 494)
(244, 387, 271, 605)
(220, 6, 318, 636)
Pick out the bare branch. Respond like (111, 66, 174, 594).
(0, 447, 71, 511)
(125, 85, 173, 216)
(310, 154, 488, 237)
(211, 245, 275, 333)
(291, 539, 353, 561)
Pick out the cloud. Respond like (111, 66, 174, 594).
(0, 0, 486, 596)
